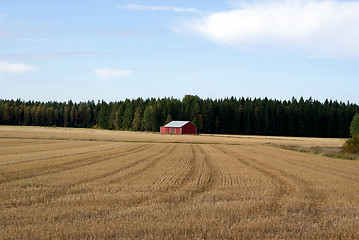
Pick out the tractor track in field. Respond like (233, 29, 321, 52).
(196, 145, 220, 190)
(0, 142, 124, 166)
(0, 144, 151, 184)
(100, 144, 222, 211)
(2, 144, 167, 208)
(0, 139, 61, 148)
(146, 144, 221, 205)
(235, 146, 328, 218)
(211, 145, 326, 217)
(150, 145, 204, 203)
(103, 144, 176, 185)
(0, 140, 100, 156)
(55, 144, 173, 200)
(211, 145, 294, 198)
(263, 146, 359, 182)
(93, 144, 194, 209)
(149, 145, 193, 186)
(41, 145, 186, 220)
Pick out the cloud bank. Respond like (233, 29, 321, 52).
(117, 4, 198, 13)
(94, 68, 132, 80)
(0, 61, 38, 74)
(186, 0, 359, 58)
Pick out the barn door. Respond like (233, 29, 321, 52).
(171, 127, 175, 134)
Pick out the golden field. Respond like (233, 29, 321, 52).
(0, 126, 358, 239)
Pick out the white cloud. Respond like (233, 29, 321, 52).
(0, 61, 38, 74)
(94, 68, 132, 80)
(184, 0, 359, 58)
(117, 4, 198, 13)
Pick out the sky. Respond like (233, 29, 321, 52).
(0, 0, 358, 104)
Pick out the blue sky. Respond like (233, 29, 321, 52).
(0, 0, 358, 103)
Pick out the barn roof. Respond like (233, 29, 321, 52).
(163, 121, 191, 128)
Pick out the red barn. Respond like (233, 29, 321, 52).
(160, 121, 197, 135)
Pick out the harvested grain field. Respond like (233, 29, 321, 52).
(0, 126, 358, 239)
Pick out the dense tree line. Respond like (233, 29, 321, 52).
(0, 95, 358, 138)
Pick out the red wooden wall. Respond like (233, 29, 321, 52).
(181, 122, 197, 134)
(160, 122, 197, 135)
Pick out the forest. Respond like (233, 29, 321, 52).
(0, 95, 358, 138)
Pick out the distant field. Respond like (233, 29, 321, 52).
(0, 126, 358, 239)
